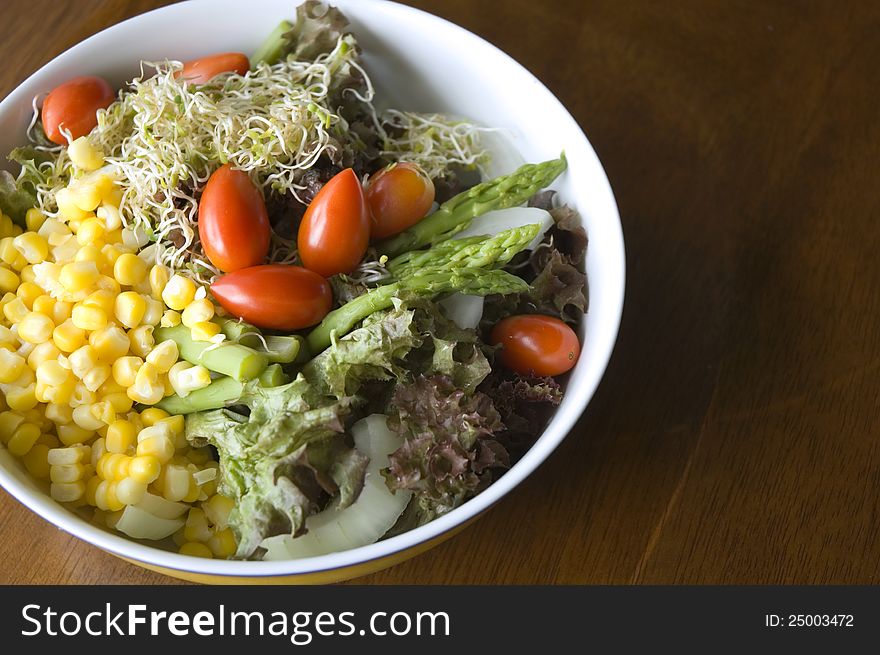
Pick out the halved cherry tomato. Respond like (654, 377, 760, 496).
(178, 52, 249, 85)
(490, 314, 581, 377)
(365, 162, 435, 239)
(198, 164, 270, 272)
(297, 168, 370, 277)
(211, 265, 332, 331)
(41, 76, 115, 145)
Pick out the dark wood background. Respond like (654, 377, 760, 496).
(2, 0, 878, 584)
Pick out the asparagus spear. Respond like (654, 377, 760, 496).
(386, 224, 541, 279)
(154, 324, 268, 382)
(157, 364, 288, 415)
(306, 267, 529, 353)
(250, 20, 294, 67)
(376, 156, 567, 258)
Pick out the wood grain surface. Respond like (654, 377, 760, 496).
(2, 0, 878, 585)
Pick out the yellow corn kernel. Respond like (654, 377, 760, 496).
(113, 291, 145, 329)
(0, 324, 14, 346)
(139, 407, 170, 427)
(19, 265, 36, 284)
(128, 325, 154, 358)
(161, 274, 196, 311)
(83, 475, 101, 506)
(69, 381, 96, 407)
(88, 325, 128, 362)
(0, 237, 17, 264)
(128, 454, 161, 484)
(27, 341, 61, 371)
(96, 204, 122, 231)
(140, 297, 162, 327)
(3, 297, 28, 323)
(113, 253, 148, 287)
(75, 217, 105, 246)
(0, 411, 25, 444)
(45, 402, 73, 425)
(0, 267, 19, 293)
(60, 261, 100, 293)
(7, 422, 40, 456)
(158, 415, 185, 441)
(68, 344, 99, 379)
(50, 463, 88, 484)
(51, 301, 72, 325)
(47, 445, 90, 466)
(52, 319, 86, 352)
(203, 494, 234, 530)
(82, 362, 111, 393)
(116, 477, 147, 505)
(18, 312, 55, 344)
(168, 362, 211, 398)
(110, 357, 142, 390)
(103, 184, 123, 207)
(55, 188, 91, 223)
(82, 288, 115, 314)
(178, 542, 213, 558)
(32, 295, 55, 316)
(24, 208, 46, 233)
(181, 298, 215, 328)
(97, 452, 131, 480)
(35, 360, 72, 388)
(127, 361, 163, 405)
(0, 215, 14, 238)
(22, 443, 50, 479)
(184, 507, 212, 543)
(145, 339, 178, 374)
(207, 527, 236, 558)
(148, 265, 170, 301)
(73, 246, 102, 268)
(50, 480, 86, 503)
(71, 304, 107, 331)
(102, 392, 133, 414)
(94, 480, 124, 511)
(94, 276, 120, 296)
(67, 137, 104, 171)
(57, 423, 94, 446)
(72, 403, 105, 431)
(99, 244, 125, 270)
(6, 384, 37, 412)
(16, 281, 44, 309)
(0, 349, 25, 383)
(13, 232, 49, 264)
(135, 429, 174, 464)
(190, 321, 220, 342)
(160, 311, 181, 329)
(160, 464, 191, 502)
(103, 228, 123, 246)
(105, 419, 137, 454)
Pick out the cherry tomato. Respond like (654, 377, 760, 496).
(490, 314, 581, 377)
(41, 76, 115, 145)
(211, 265, 332, 331)
(178, 52, 249, 85)
(198, 164, 270, 272)
(365, 162, 435, 239)
(297, 168, 370, 277)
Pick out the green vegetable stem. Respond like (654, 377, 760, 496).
(376, 155, 567, 258)
(250, 20, 294, 66)
(306, 267, 529, 353)
(386, 223, 541, 279)
(154, 324, 268, 382)
(157, 364, 288, 415)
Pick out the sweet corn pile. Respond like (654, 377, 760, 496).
(0, 138, 235, 558)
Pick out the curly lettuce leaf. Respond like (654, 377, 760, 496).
(0, 171, 36, 226)
(383, 375, 508, 524)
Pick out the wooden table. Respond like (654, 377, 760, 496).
(2, 0, 878, 585)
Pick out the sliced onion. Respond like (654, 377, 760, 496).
(439, 293, 484, 330)
(114, 505, 185, 540)
(454, 206, 553, 252)
(261, 415, 411, 560)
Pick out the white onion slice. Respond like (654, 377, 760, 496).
(454, 206, 553, 252)
(261, 415, 411, 560)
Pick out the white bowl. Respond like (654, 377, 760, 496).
(0, 0, 624, 583)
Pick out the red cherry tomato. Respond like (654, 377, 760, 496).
(41, 76, 115, 145)
(178, 53, 249, 85)
(490, 314, 581, 377)
(211, 265, 332, 331)
(198, 164, 270, 272)
(365, 162, 435, 239)
(297, 168, 370, 277)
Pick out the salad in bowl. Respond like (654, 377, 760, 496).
(0, 1, 592, 565)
